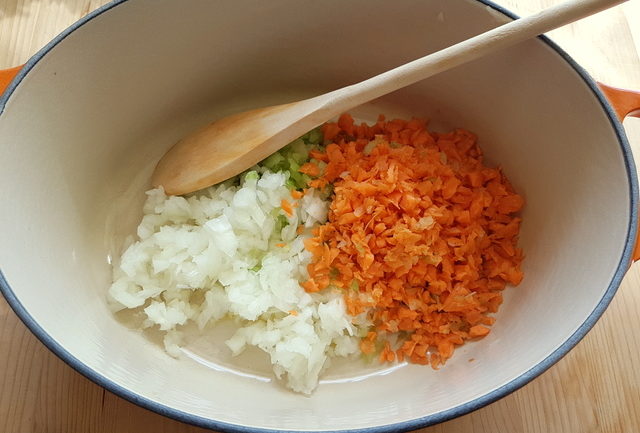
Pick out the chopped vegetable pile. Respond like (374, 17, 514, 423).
(302, 114, 524, 368)
(109, 112, 524, 394)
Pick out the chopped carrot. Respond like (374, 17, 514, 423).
(301, 279, 320, 292)
(301, 113, 524, 368)
(360, 339, 375, 354)
(291, 190, 304, 199)
(469, 325, 490, 338)
(275, 242, 286, 248)
(299, 162, 321, 177)
(309, 149, 329, 162)
(322, 123, 341, 142)
(281, 199, 294, 216)
(288, 310, 299, 316)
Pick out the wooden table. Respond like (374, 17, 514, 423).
(1, 1, 639, 432)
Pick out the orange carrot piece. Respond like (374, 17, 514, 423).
(299, 162, 321, 177)
(469, 325, 491, 338)
(281, 199, 294, 216)
(322, 123, 341, 141)
(301, 279, 320, 292)
(310, 149, 329, 162)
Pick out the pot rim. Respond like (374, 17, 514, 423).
(0, 0, 637, 432)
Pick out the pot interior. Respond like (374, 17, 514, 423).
(0, 0, 633, 430)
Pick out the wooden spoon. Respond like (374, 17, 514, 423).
(152, 0, 627, 195)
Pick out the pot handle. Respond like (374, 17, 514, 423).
(0, 66, 22, 96)
(599, 83, 640, 119)
(598, 83, 640, 262)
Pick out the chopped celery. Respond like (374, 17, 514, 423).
(289, 139, 309, 161)
(285, 178, 298, 189)
(307, 128, 323, 144)
(252, 128, 325, 190)
(262, 152, 285, 171)
(288, 158, 300, 172)
(274, 214, 289, 233)
(301, 127, 323, 145)
(244, 170, 259, 181)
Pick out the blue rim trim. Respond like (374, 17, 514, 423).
(0, 0, 637, 432)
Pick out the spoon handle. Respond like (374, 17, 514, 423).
(331, 0, 627, 109)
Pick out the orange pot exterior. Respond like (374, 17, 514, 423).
(599, 83, 640, 120)
(597, 83, 640, 262)
(0, 66, 21, 96)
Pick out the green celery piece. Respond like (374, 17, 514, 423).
(262, 152, 285, 171)
(288, 158, 300, 172)
(285, 178, 298, 190)
(244, 171, 259, 182)
(274, 214, 289, 233)
(255, 128, 326, 190)
(306, 128, 323, 144)
(289, 139, 309, 162)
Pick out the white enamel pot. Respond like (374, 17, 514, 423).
(1, 0, 639, 431)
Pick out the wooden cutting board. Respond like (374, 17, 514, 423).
(1, 1, 639, 432)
